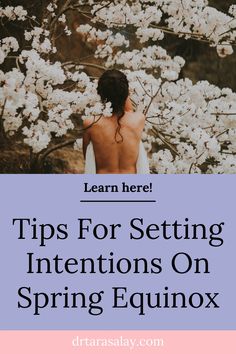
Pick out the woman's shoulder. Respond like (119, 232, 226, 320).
(83, 117, 95, 128)
(126, 110, 146, 124)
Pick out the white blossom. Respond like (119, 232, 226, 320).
(217, 43, 234, 58)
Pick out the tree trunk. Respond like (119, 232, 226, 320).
(0, 102, 8, 149)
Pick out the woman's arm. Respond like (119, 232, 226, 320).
(82, 119, 91, 159)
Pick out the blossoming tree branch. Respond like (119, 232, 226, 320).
(1, 0, 236, 173)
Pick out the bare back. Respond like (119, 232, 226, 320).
(83, 111, 145, 174)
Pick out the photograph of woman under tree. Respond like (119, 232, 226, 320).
(1, 0, 236, 173)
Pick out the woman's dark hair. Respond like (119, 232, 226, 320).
(97, 69, 129, 142)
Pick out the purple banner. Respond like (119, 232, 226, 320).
(0, 175, 235, 330)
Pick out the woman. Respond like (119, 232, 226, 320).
(83, 69, 149, 174)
